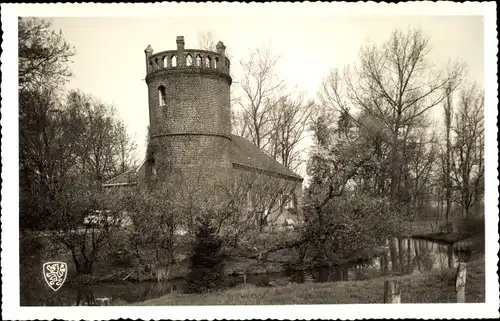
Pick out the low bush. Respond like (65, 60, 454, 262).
(438, 222, 454, 234)
(20, 235, 46, 306)
(109, 247, 135, 267)
(457, 215, 485, 239)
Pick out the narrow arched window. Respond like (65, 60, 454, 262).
(158, 86, 166, 106)
(205, 56, 212, 68)
(196, 55, 202, 67)
(147, 154, 157, 182)
(151, 158, 157, 177)
(247, 191, 253, 210)
(163, 56, 168, 68)
(186, 54, 193, 66)
(214, 57, 219, 69)
(171, 55, 177, 67)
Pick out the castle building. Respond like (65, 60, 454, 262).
(103, 36, 303, 227)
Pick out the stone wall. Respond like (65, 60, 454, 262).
(144, 36, 233, 197)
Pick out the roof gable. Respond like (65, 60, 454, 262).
(230, 134, 303, 181)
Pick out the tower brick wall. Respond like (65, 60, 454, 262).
(144, 37, 232, 195)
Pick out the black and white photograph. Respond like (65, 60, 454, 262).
(1, 2, 498, 320)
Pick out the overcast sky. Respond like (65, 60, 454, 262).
(44, 9, 485, 169)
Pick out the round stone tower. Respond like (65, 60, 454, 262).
(143, 36, 232, 201)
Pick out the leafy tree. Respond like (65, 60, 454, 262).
(125, 182, 180, 282)
(20, 89, 137, 230)
(64, 90, 137, 184)
(49, 184, 128, 275)
(18, 17, 75, 91)
(19, 18, 75, 230)
(187, 216, 226, 293)
(300, 192, 401, 267)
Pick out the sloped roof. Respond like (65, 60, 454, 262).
(103, 136, 302, 186)
(230, 134, 303, 181)
(102, 161, 143, 187)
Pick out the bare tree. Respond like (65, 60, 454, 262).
(198, 31, 217, 51)
(245, 173, 298, 232)
(268, 93, 315, 172)
(442, 84, 454, 223)
(402, 126, 439, 221)
(198, 31, 233, 61)
(451, 82, 484, 218)
(319, 27, 465, 214)
(231, 109, 249, 137)
(115, 120, 139, 175)
(237, 44, 286, 149)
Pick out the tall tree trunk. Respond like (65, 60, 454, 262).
(389, 237, 399, 271)
(444, 87, 453, 224)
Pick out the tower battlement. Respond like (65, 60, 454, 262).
(143, 35, 233, 190)
(144, 36, 231, 84)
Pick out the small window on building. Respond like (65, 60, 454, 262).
(147, 154, 157, 182)
(214, 57, 219, 69)
(158, 86, 166, 106)
(171, 55, 177, 67)
(196, 55, 202, 67)
(163, 56, 168, 68)
(186, 54, 193, 66)
(205, 56, 211, 68)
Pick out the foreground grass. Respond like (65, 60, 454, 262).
(134, 256, 484, 305)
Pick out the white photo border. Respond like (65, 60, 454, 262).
(1, 2, 498, 320)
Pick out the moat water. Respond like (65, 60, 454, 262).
(32, 238, 458, 306)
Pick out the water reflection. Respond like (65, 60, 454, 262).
(380, 238, 458, 275)
(286, 238, 458, 284)
(34, 238, 458, 305)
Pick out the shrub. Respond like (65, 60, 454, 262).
(457, 215, 485, 239)
(20, 235, 46, 306)
(301, 192, 403, 266)
(438, 222, 454, 234)
(109, 247, 135, 267)
(186, 217, 226, 293)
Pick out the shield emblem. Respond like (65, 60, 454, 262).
(43, 262, 68, 291)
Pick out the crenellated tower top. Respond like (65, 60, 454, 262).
(144, 36, 231, 84)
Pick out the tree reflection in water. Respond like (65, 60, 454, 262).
(283, 238, 456, 285)
(393, 238, 457, 275)
(139, 281, 177, 302)
(53, 238, 458, 305)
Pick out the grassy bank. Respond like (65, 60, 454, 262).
(134, 255, 484, 305)
(412, 232, 461, 244)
